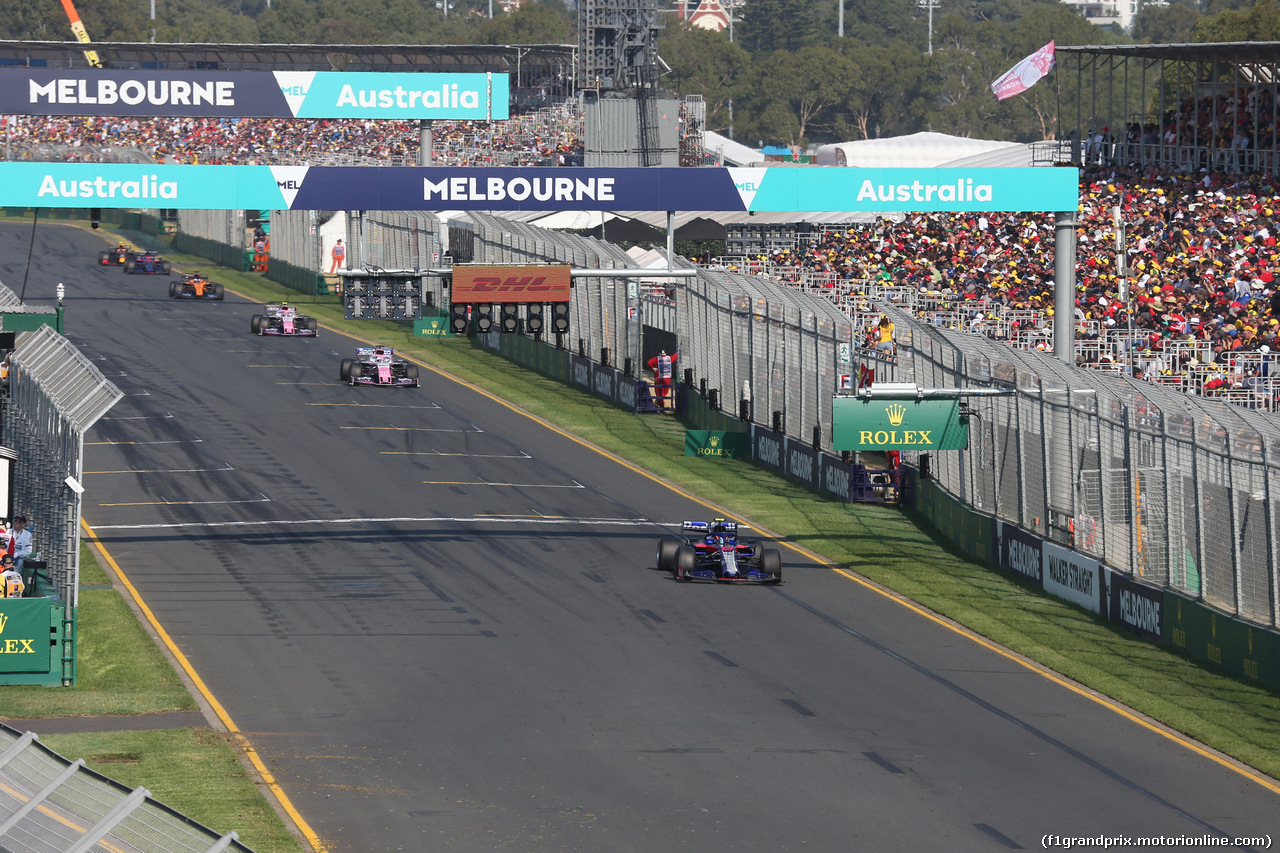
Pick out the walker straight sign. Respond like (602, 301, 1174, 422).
(831, 397, 969, 451)
(1, 69, 509, 120)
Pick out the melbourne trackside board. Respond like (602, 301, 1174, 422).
(0, 164, 1081, 213)
(0, 69, 509, 120)
(451, 265, 572, 302)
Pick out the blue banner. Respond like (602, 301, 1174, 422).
(0, 69, 509, 120)
(0, 164, 1080, 212)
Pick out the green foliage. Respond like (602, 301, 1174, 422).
(1195, 0, 1280, 40)
(1132, 3, 1201, 42)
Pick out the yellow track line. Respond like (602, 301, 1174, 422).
(79, 519, 330, 853)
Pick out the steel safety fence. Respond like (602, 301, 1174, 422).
(175, 210, 244, 249)
(3, 325, 121, 611)
(0, 725, 254, 853)
(895, 305, 1280, 629)
(266, 210, 323, 273)
(344, 211, 443, 274)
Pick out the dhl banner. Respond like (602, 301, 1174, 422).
(450, 264, 572, 302)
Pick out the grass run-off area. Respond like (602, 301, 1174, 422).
(2, 220, 1276, 853)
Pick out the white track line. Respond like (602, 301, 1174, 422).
(101, 412, 173, 421)
(342, 426, 482, 433)
(98, 494, 271, 508)
(89, 515, 658, 531)
(380, 450, 530, 458)
(86, 438, 203, 446)
(422, 480, 584, 489)
(307, 402, 441, 410)
(85, 464, 235, 475)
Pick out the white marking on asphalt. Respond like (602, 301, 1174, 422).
(248, 364, 309, 368)
(85, 464, 235, 475)
(380, 450, 530, 458)
(86, 437, 203, 446)
(308, 402, 441, 410)
(101, 412, 174, 420)
(89, 515, 659, 531)
(98, 494, 272, 507)
(423, 480, 583, 489)
(342, 426, 482, 433)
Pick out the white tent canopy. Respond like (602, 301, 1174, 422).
(814, 131, 1033, 168)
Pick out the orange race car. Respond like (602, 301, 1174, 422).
(170, 273, 224, 301)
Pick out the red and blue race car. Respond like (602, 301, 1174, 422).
(339, 346, 419, 387)
(124, 251, 172, 275)
(656, 519, 783, 583)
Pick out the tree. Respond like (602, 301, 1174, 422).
(657, 24, 752, 134)
(478, 0, 575, 45)
(738, 0, 822, 53)
(1195, 0, 1280, 40)
(739, 46, 857, 146)
(1132, 3, 1200, 42)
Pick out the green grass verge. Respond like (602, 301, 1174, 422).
(17, 221, 1277, 844)
(40, 728, 302, 853)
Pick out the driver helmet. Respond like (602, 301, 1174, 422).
(710, 518, 727, 534)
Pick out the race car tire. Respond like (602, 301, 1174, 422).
(674, 545, 696, 581)
(304, 317, 318, 333)
(404, 364, 419, 381)
(251, 314, 263, 333)
(339, 359, 354, 382)
(97, 251, 110, 264)
(168, 282, 178, 298)
(213, 283, 224, 300)
(760, 549, 782, 581)
(123, 260, 135, 274)
(161, 261, 172, 275)
(656, 536, 681, 572)
(348, 361, 364, 385)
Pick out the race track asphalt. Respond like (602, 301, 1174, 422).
(5, 222, 1277, 852)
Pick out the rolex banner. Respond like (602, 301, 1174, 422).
(685, 430, 749, 459)
(831, 397, 969, 451)
(0, 598, 60, 680)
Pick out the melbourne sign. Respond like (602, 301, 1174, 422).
(450, 265, 572, 302)
(0, 165, 1080, 212)
(831, 397, 969, 451)
(999, 522, 1043, 584)
(1, 69, 509, 120)
(685, 430, 749, 459)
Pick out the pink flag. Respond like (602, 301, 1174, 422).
(991, 41, 1056, 102)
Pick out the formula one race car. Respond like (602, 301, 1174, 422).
(251, 303, 318, 337)
(656, 519, 782, 584)
(170, 273, 224, 300)
(124, 251, 172, 275)
(340, 346, 420, 387)
(97, 244, 135, 266)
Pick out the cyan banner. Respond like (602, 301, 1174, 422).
(0, 164, 1080, 212)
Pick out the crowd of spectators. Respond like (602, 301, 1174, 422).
(740, 163, 1280, 408)
(2, 100, 585, 167)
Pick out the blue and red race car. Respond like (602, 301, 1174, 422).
(339, 346, 419, 387)
(124, 251, 172, 275)
(656, 519, 783, 583)
(97, 243, 135, 266)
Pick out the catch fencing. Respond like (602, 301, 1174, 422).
(895, 305, 1280, 628)
(0, 725, 253, 853)
(3, 323, 121, 612)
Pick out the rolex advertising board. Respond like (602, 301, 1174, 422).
(831, 397, 969, 451)
(685, 431, 749, 459)
(0, 599, 63, 684)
